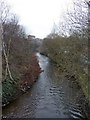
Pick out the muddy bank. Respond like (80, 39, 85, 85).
(2, 53, 89, 119)
(2, 55, 41, 107)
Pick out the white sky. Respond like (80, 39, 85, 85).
(6, 0, 73, 38)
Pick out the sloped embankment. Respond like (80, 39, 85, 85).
(2, 53, 41, 107)
(40, 37, 89, 106)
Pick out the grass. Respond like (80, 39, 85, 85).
(41, 36, 89, 105)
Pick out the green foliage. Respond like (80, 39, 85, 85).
(2, 76, 16, 104)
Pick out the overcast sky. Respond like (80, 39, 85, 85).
(6, 0, 73, 38)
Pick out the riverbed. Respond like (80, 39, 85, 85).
(2, 53, 89, 119)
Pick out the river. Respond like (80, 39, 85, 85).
(2, 53, 89, 119)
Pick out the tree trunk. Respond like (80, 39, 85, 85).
(2, 41, 16, 84)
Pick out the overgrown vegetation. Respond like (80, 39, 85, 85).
(41, 36, 89, 101)
(1, 1, 41, 106)
(40, 0, 89, 105)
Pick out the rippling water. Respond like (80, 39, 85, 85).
(3, 53, 89, 119)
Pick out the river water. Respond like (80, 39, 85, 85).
(3, 53, 89, 119)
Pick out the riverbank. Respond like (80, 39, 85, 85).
(40, 51, 89, 106)
(2, 54, 41, 107)
(3, 53, 89, 119)
(40, 36, 89, 106)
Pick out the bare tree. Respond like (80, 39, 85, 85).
(58, 0, 88, 38)
(1, 0, 17, 82)
(0, 0, 10, 25)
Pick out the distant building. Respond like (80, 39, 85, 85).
(28, 35, 35, 40)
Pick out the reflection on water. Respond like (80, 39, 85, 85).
(3, 53, 89, 118)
